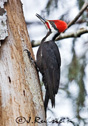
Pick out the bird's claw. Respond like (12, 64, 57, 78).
(24, 49, 39, 72)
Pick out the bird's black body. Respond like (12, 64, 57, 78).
(36, 40, 61, 112)
(25, 13, 67, 115)
(35, 13, 67, 113)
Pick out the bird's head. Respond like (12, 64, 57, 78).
(36, 13, 67, 41)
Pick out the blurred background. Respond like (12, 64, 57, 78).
(21, 0, 88, 126)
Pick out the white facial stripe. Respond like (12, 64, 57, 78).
(44, 21, 59, 42)
(48, 21, 57, 33)
(45, 32, 56, 41)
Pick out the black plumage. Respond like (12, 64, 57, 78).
(36, 40, 61, 112)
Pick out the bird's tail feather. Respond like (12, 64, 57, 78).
(44, 91, 49, 114)
(44, 90, 55, 115)
(51, 95, 55, 108)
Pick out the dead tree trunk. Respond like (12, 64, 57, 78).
(0, 0, 46, 126)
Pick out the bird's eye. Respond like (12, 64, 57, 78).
(50, 21, 58, 31)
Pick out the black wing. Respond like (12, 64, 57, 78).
(36, 41, 61, 111)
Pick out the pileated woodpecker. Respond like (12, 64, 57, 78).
(36, 14, 67, 112)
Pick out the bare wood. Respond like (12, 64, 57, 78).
(31, 28, 88, 47)
(56, 28, 88, 40)
(0, 0, 46, 126)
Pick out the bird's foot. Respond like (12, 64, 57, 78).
(24, 49, 39, 72)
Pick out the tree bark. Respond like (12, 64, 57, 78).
(0, 0, 46, 126)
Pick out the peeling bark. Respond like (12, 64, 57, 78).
(0, 0, 8, 46)
(0, 0, 46, 126)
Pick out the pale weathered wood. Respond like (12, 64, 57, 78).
(0, 0, 46, 126)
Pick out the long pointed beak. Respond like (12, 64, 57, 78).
(36, 13, 46, 24)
